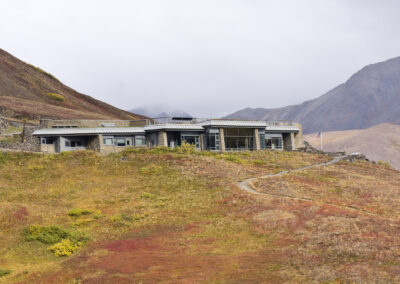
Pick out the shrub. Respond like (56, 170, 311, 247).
(27, 63, 58, 80)
(0, 269, 12, 277)
(68, 208, 94, 217)
(47, 93, 65, 102)
(176, 141, 195, 154)
(109, 215, 126, 227)
(22, 225, 90, 244)
(48, 239, 83, 257)
(0, 152, 7, 164)
(23, 225, 70, 244)
(377, 160, 391, 168)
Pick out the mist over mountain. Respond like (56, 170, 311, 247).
(226, 56, 400, 134)
(129, 105, 191, 118)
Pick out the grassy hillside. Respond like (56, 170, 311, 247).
(0, 49, 146, 120)
(0, 149, 399, 282)
(305, 123, 400, 170)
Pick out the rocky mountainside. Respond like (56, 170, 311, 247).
(305, 123, 400, 169)
(226, 56, 400, 134)
(0, 49, 146, 120)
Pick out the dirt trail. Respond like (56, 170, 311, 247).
(237, 156, 383, 216)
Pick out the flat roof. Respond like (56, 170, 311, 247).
(33, 127, 145, 136)
(33, 121, 300, 136)
(144, 124, 204, 131)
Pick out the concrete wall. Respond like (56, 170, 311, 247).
(293, 123, 304, 149)
(40, 144, 56, 153)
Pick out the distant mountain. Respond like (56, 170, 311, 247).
(226, 57, 400, 134)
(129, 105, 191, 118)
(0, 49, 146, 120)
(305, 123, 400, 170)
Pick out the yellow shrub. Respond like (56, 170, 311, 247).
(47, 92, 65, 102)
(176, 141, 195, 154)
(48, 239, 82, 257)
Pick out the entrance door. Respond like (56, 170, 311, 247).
(181, 135, 200, 150)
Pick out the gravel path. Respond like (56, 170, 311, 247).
(236, 155, 382, 216)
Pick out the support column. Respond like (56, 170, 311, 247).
(219, 128, 225, 152)
(283, 133, 296, 150)
(158, 131, 168, 147)
(290, 132, 296, 150)
(199, 134, 204, 151)
(253, 129, 260, 151)
(98, 134, 104, 152)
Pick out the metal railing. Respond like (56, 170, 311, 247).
(148, 117, 294, 126)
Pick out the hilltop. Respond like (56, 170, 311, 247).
(0, 49, 145, 121)
(305, 123, 400, 170)
(226, 56, 400, 134)
(0, 148, 399, 282)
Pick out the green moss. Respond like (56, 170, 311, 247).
(23, 225, 70, 244)
(0, 269, 12, 277)
(68, 208, 94, 217)
(22, 225, 90, 245)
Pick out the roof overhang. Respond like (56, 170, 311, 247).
(33, 127, 146, 136)
(265, 125, 299, 133)
(144, 124, 205, 132)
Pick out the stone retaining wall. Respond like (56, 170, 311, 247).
(0, 125, 40, 152)
(0, 116, 7, 133)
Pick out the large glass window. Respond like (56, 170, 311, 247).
(181, 135, 200, 149)
(103, 136, 114, 145)
(224, 128, 253, 151)
(265, 134, 283, 150)
(205, 129, 220, 151)
(259, 131, 266, 149)
(41, 138, 54, 145)
(135, 135, 146, 146)
(115, 138, 126, 147)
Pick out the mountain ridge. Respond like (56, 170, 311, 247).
(0, 49, 146, 120)
(225, 56, 400, 133)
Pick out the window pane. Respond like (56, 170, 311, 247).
(135, 136, 146, 146)
(116, 138, 126, 146)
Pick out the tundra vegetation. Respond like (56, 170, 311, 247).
(0, 147, 399, 282)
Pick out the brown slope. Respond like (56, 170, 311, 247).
(226, 56, 400, 134)
(0, 49, 146, 120)
(305, 123, 400, 169)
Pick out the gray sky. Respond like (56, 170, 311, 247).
(1, 0, 400, 117)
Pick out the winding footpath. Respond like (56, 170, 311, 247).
(237, 155, 384, 216)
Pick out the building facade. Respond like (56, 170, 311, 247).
(33, 118, 303, 153)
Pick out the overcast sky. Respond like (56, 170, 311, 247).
(1, 0, 400, 117)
